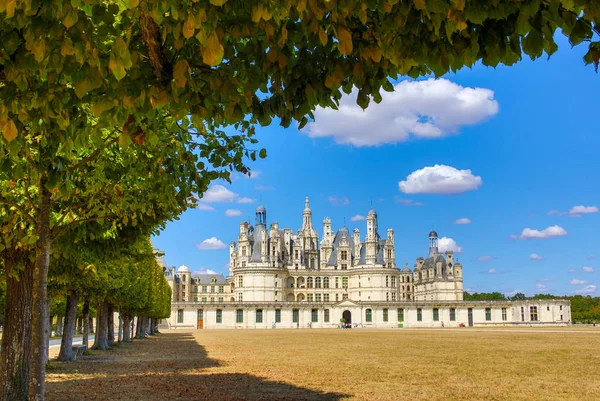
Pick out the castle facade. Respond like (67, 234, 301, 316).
(162, 199, 570, 329)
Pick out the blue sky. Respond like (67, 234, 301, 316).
(153, 35, 599, 297)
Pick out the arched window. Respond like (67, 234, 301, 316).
(323, 277, 329, 288)
(307, 277, 313, 288)
(366, 309, 372, 322)
(315, 277, 321, 288)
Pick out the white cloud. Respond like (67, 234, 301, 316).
(583, 266, 594, 273)
(246, 170, 261, 179)
(196, 237, 227, 250)
(195, 268, 218, 275)
(530, 253, 544, 260)
(570, 279, 588, 285)
(303, 78, 499, 147)
(197, 203, 215, 211)
(575, 285, 597, 295)
(200, 184, 238, 203)
(350, 214, 366, 222)
(569, 205, 598, 215)
(487, 268, 497, 274)
(328, 196, 350, 206)
(399, 165, 483, 194)
(395, 197, 424, 206)
(454, 218, 472, 225)
(536, 284, 548, 291)
(547, 210, 560, 216)
(537, 278, 554, 282)
(237, 197, 256, 204)
(519, 225, 567, 240)
(438, 237, 463, 253)
(568, 269, 578, 274)
(477, 255, 493, 262)
(225, 209, 242, 217)
(255, 185, 275, 191)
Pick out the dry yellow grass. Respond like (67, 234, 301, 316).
(46, 328, 600, 400)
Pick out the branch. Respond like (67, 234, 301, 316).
(66, 131, 120, 174)
(139, 7, 172, 82)
(0, 197, 36, 225)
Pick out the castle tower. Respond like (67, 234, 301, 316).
(365, 208, 378, 265)
(302, 197, 313, 230)
(428, 230, 438, 257)
(384, 229, 395, 268)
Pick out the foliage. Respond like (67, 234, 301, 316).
(463, 291, 507, 301)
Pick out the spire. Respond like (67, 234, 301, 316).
(305, 196, 310, 211)
(302, 196, 312, 229)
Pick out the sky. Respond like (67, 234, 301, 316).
(152, 35, 599, 297)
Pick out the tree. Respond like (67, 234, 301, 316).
(1, 1, 599, 400)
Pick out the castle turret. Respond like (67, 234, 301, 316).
(365, 208, 378, 265)
(428, 230, 438, 257)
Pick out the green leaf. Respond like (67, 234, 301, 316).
(522, 29, 543, 60)
(259, 148, 267, 159)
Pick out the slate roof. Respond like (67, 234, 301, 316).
(191, 273, 228, 285)
(326, 227, 355, 266)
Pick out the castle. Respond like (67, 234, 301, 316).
(162, 199, 570, 329)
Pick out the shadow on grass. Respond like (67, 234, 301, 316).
(46, 332, 347, 400)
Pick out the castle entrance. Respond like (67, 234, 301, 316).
(197, 309, 204, 329)
(342, 310, 352, 325)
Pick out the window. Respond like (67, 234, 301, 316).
(256, 309, 263, 323)
(342, 277, 348, 288)
(242, 246, 246, 256)
(315, 277, 321, 288)
(341, 264, 347, 270)
(177, 309, 183, 323)
(433, 308, 439, 321)
(237, 293, 243, 302)
(366, 309, 372, 322)
(236, 309, 243, 323)
(216, 309, 222, 323)
(417, 308, 422, 321)
(193, 296, 198, 302)
(450, 308, 456, 321)
(485, 308, 492, 321)
(193, 285, 198, 293)
(324, 309, 330, 322)
(315, 294, 321, 302)
(210, 286, 215, 293)
(210, 297, 214, 302)
(219, 286, 224, 293)
(521, 306, 525, 322)
(335, 278, 339, 288)
(275, 309, 281, 323)
(307, 277, 313, 288)
(202, 285, 207, 293)
(547, 306, 550, 311)
(342, 294, 348, 300)
(383, 308, 388, 322)
(560, 314, 563, 320)
(238, 276, 243, 288)
(386, 292, 389, 301)
(398, 308, 404, 322)
(307, 294, 313, 302)
(295, 250, 299, 259)
(560, 305, 563, 311)
(218, 297, 223, 302)
(392, 293, 396, 301)
(335, 294, 339, 301)
(312, 309, 318, 323)
(530, 306, 538, 321)
(501, 308, 507, 321)
(323, 277, 329, 288)
(293, 309, 299, 323)
(391, 277, 396, 287)
(241, 261, 246, 267)
(341, 250, 348, 260)
(386, 276, 389, 287)
(324, 294, 329, 302)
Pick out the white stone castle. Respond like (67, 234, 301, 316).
(163, 198, 570, 329)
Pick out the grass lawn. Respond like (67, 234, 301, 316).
(46, 328, 600, 400)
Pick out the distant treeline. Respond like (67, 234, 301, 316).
(463, 292, 600, 323)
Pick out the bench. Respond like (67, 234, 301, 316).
(72, 345, 87, 360)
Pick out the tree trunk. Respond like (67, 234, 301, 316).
(89, 315, 94, 334)
(76, 316, 83, 334)
(154, 319, 160, 334)
(0, 251, 34, 400)
(135, 315, 145, 339)
(92, 300, 109, 350)
(122, 315, 132, 342)
(82, 298, 90, 348)
(107, 303, 115, 346)
(131, 318, 135, 341)
(147, 318, 154, 336)
(117, 313, 123, 343)
(57, 294, 80, 361)
(29, 181, 52, 401)
(54, 313, 63, 337)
